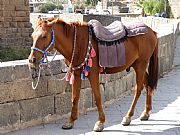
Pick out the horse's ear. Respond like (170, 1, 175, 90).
(47, 21, 54, 27)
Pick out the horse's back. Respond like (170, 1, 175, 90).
(104, 27, 157, 74)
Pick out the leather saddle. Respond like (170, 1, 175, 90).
(88, 19, 126, 42)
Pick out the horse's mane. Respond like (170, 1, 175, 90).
(38, 17, 88, 27)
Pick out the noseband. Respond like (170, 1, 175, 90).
(31, 28, 55, 64)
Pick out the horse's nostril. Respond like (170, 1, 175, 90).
(32, 58, 36, 63)
(29, 58, 36, 63)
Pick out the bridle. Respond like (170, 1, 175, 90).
(31, 28, 55, 65)
(30, 28, 57, 89)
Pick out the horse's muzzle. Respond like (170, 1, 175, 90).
(29, 57, 36, 64)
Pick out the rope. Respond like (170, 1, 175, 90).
(31, 64, 43, 90)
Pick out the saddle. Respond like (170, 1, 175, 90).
(88, 19, 126, 43)
(88, 20, 148, 68)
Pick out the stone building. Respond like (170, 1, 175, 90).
(169, 0, 180, 18)
(0, 0, 33, 49)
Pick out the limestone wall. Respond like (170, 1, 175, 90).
(0, 0, 32, 48)
(169, 0, 180, 19)
(0, 18, 179, 133)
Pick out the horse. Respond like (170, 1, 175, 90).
(28, 17, 159, 132)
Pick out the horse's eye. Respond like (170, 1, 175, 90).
(42, 35, 47, 39)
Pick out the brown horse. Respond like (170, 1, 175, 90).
(28, 17, 158, 132)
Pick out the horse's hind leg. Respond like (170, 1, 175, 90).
(88, 70, 105, 132)
(121, 60, 148, 126)
(140, 72, 153, 121)
(62, 71, 82, 130)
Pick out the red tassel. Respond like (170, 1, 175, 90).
(66, 72, 71, 81)
(84, 69, 89, 76)
(90, 47, 96, 57)
(70, 74, 74, 84)
(88, 58, 92, 67)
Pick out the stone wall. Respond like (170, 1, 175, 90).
(0, 18, 179, 133)
(0, 0, 32, 48)
(169, 0, 180, 19)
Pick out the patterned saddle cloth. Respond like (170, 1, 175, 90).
(88, 20, 148, 68)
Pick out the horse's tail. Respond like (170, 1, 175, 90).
(148, 38, 159, 90)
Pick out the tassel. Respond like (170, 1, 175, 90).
(90, 47, 96, 57)
(81, 70, 85, 80)
(84, 69, 89, 76)
(70, 74, 74, 84)
(86, 65, 91, 72)
(66, 72, 71, 81)
(88, 58, 92, 67)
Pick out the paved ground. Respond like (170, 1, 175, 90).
(4, 35, 180, 135)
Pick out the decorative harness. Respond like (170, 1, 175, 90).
(30, 25, 95, 89)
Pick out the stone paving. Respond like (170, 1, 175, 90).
(4, 36, 180, 135)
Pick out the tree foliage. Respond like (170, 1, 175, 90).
(136, 0, 172, 17)
(39, 2, 63, 13)
(85, 0, 99, 6)
(39, 3, 57, 13)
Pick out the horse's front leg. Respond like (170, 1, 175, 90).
(88, 70, 105, 132)
(62, 71, 82, 129)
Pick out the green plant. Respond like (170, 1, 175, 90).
(0, 47, 30, 62)
(39, 2, 57, 13)
(136, 0, 172, 17)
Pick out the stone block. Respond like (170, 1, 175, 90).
(0, 17, 4, 22)
(3, 0, 10, 5)
(125, 71, 134, 91)
(48, 74, 69, 94)
(55, 92, 72, 115)
(3, 22, 9, 28)
(0, 10, 3, 16)
(43, 60, 63, 76)
(81, 79, 91, 89)
(0, 102, 20, 127)
(15, 0, 25, 5)
(9, 22, 17, 27)
(0, 77, 48, 103)
(4, 5, 15, 11)
(0, 66, 13, 83)
(13, 17, 29, 22)
(0, 28, 6, 34)
(16, 11, 27, 17)
(11, 64, 30, 80)
(19, 96, 54, 122)
(3, 11, 15, 17)
(15, 6, 29, 11)
(104, 81, 116, 101)
(79, 88, 93, 113)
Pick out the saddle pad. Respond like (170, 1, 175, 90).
(98, 42, 125, 67)
(88, 19, 126, 42)
(124, 22, 148, 37)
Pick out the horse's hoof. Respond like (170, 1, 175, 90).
(93, 122, 104, 132)
(121, 116, 131, 126)
(140, 113, 150, 121)
(62, 121, 74, 130)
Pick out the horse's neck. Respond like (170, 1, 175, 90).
(54, 23, 74, 62)
(54, 22, 89, 67)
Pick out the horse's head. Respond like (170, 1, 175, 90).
(28, 18, 55, 68)
(28, 18, 55, 78)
